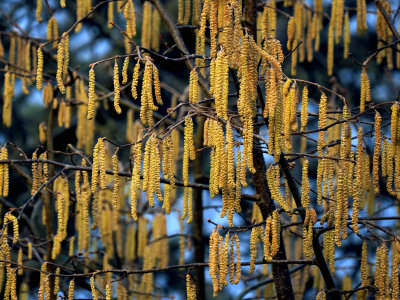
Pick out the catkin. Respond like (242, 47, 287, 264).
(131, 59, 140, 99)
(107, 2, 114, 28)
(186, 274, 196, 300)
(183, 116, 195, 186)
(90, 276, 98, 300)
(301, 159, 310, 208)
(36, 47, 44, 90)
(113, 59, 121, 114)
(152, 64, 163, 105)
(360, 67, 371, 114)
(373, 112, 382, 194)
(99, 138, 106, 190)
(4, 213, 19, 244)
(36, 0, 42, 22)
(317, 92, 327, 155)
(56, 40, 65, 94)
(87, 67, 95, 119)
(301, 86, 308, 131)
(189, 69, 199, 104)
(124, 1, 137, 37)
(122, 57, 129, 85)
(0, 146, 9, 197)
(112, 148, 119, 213)
(209, 228, 220, 297)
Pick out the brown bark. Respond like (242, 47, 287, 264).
(243, 0, 294, 298)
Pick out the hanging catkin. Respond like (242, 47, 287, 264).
(113, 59, 122, 114)
(131, 59, 140, 99)
(317, 92, 327, 155)
(301, 159, 310, 208)
(183, 116, 195, 186)
(36, 47, 43, 90)
(0, 146, 9, 197)
(360, 67, 371, 113)
(87, 67, 95, 120)
(373, 112, 382, 194)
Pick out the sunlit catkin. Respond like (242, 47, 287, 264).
(360, 67, 371, 113)
(90, 276, 98, 300)
(131, 59, 140, 99)
(373, 112, 382, 194)
(36, 47, 43, 90)
(189, 69, 199, 104)
(131, 139, 142, 221)
(183, 116, 195, 186)
(317, 92, 327, 155)
(112, 148, 119, 213)
(5, 213, 19, 244)
(56, 40, 65, 93)
(301, 86, 308, 131)
(0, 146, 9, 197)
(68, 279, 74, 299)
(301, 159, 310, 208)
(122, 57, 129, 85)
(186, 274, 196, 300)
(36, 0, 42, 22)
(209, 228, 220, 297)
(152, 64, 163, 105)
(113, 59, 121, 114)
(87, 67, 95, 120)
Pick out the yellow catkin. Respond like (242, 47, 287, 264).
(300, 86, 308, 131)
(301, 159, 310, 208)
(327, 19, 334, 76)
(189, 69, 199, 104)
(36, 0, 42, 22)
(98, 138, 106, 190)
(91, 140, 100, 193)
(31, 151, 40, 196)
(87, 67, 95, 120)
(27, 242, 32, 259)
(141, 2, 152, 49)
(183, 116, 195, 186)
(140, 60, 157, 126)
(0, 146, 9, 197)
(152, 64, 163, 105)
(130, 141, 142, 220)
(131, 59, 140, 99)
(122, 57, 129, 85)
(2, 72, 13, 127)
(90, 276, 98, 300)
(68, 279, 74, 299)
(249, 226, 259, 274)
(360, 67, 371, 113)
(214, 51, 229, 120)
(4, 213, 19, 244)
(62, 34, 69, 80)
(39, 122, 47, 144)
(113, 59, 121, 114)
(36, 47, 43, 90)
(357, 0, 367, 35)
(373, 112, 382, 194)
(358, 241, 368, 298)
(106, 282, 112, 300)
(186, 273, 196, 300)
(107, 2, 114, 28)
(53, 268, 60, 295)
(112, 148, 119, 213)
(209, 228, 220, 296)
(124, 1, 137, 37)
(343, 12, 350, 59)
(17, 248, 23, 275)
(317, 92, 327, 155)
